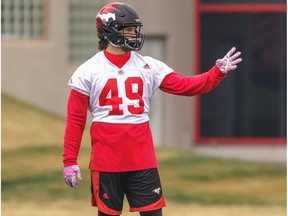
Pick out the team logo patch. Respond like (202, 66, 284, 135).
(99, 12, 116, 23)
(152, 187, 161, 195)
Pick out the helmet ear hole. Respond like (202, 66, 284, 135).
(112, 23, 122, 30)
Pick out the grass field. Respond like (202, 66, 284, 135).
(2, 94, 287, 216)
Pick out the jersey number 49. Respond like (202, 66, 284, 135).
(99, 77, 144, 115)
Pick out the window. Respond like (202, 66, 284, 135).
(195, 1, 286, 144)
(1, 0, 45, 39)
(69, 0, 102, 64)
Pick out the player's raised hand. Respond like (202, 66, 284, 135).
(63, 165, 82, 188)
(215, 47, 242, 73)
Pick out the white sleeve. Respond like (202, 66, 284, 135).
(68, 66, 91, 96)
(148, 57, 174, 91)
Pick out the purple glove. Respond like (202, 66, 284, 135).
(216, 47, 242, 73)
(63, 165, 82, 188)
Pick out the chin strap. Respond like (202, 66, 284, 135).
(109, 41, 122, 48)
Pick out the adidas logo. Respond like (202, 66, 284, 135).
(143, 63, 150, 69)
(102, 193, 109, 199)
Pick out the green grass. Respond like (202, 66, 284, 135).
(158, 151, 286, 205)
(1, 94, 286, 206)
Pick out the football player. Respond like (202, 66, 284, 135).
(63, 2, 242, 216)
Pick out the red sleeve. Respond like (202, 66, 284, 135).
(63, 89, 89, 166)
(159, 66, 226, 96)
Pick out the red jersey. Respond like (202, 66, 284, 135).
(63, 50, 226, 172)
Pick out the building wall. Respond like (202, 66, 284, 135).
(2, 0, 71, 118)
(2, 0, 195, 148)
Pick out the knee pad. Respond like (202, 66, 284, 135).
(140, 208, 162, 216)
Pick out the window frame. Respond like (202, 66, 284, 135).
(194, 0, 287, 145)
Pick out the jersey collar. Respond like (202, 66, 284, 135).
(103, 49, 131, 68)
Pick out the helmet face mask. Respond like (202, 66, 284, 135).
(96, 3, 145, 51)
(115, 24, 145, 51)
